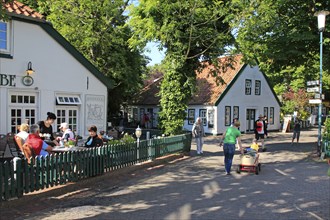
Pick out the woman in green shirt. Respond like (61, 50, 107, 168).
(220, 121, 243, 175)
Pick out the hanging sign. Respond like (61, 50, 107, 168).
(307, 80, 320, 86)
(307, 87, 320, 93)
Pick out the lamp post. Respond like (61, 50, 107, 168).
(135, 125, 142, 161)
(315, 10, 329, 155)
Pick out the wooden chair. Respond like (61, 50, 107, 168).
(7, 132, 24, 159)
(6, 133, 36, 164)
(22, 143, 36, 164)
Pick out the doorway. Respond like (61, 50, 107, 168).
(246, 109, 256, 133)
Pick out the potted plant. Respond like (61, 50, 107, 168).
(67, 138, 76, 147)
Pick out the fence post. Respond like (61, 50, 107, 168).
(146, 132, 153, 161)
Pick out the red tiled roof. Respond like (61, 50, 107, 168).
(191, 54, 244, 105)
(2, 0, 44, 20)
(133, 77, 162, 106)
(133, 54, 245, 106)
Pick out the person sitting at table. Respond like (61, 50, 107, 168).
(24, 124, 53, 163)
(37, 112, 59, 146)
(15, 123, 30, 156)
(84, 125, 103, 148)
(98, 130, 109, 142)
(16, 123, 29, 143)
(56, 122, 75, 145)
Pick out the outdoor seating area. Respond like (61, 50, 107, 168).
(0, 133, 192, 202)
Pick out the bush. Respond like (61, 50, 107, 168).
(324, 117, 330, 135)
(107, 133, 136, 145)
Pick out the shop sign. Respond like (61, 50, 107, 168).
(0, 74, 16, 87)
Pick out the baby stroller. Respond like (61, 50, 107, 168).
(236, 149, 261, 175)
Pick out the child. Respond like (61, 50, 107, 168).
(244, 139, 259, 155)
(250, 138, 259, 152)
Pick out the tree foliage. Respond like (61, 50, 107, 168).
(230, 0, 330, 95)
(281, 88, 311, 120)
(129, 0, 235, 135)
(1, 0, 13, 20)
(20, 0, 147, 116)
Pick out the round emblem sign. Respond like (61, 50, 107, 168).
(22, 75, 34, 86)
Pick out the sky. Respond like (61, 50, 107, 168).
(144, 42, 165, 66)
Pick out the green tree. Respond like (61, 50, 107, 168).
(1, 0, 13, 20)
(129, 0, 235, 135)
(21, 0, 147, 116)
(281, 88, 311, 120)
(230, 0, 330, 95)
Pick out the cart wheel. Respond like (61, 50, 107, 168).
(236, 166, 241, 174)
(258, 164, 261, 171)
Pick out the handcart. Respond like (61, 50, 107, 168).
(236, 150, 261, 175)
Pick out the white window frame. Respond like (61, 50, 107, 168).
(255, 80, 261, 95)
(264, 107, 268, 119)
(245, 79, 252, 95)
(199, 109, 207, 126)
(56, 95, 82, 105)
(187, 109, 195, 125)
(9, 92, 38, 133)
(233, 106, 239, 120)
(0, 20, 12, 54)
(225, 106, 231, 126)
(207, 109, 214, 128)
(269, 107, 274, 125)
(56, 107, 79, 134)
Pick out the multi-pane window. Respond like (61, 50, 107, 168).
(264, 107, 268, 119)
(225, 106, 231, 126)
(10, 94, 37, 133)
(269, 107, 274, 124)
(140, 108, 145, 123)
(233, 106, 239, 120)
(0, 21, 8, 51)
(56, 108, 78, 134)
(245, 79, 252, 95)
(255, 80, 261, 95)
(133, 108, 138, 122)
(11, 95, 35, 104)
(208, 109, 214, 128)
(56, 95, 81, 105)
(188, 109, 195, 125)
(199, 109, 207, 126)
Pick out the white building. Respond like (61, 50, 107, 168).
(0, 1, 113, 137)
(129, 55, 281, 134)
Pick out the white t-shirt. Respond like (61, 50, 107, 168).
(256, 120, 264, 134)
(16, 131, 29, 142)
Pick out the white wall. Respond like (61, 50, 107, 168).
(217, 65, 280, 134)
(0, 20, 108, 136)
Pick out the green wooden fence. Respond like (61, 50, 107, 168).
(322, 133, 330, 157)
(0, 133, 191, 202)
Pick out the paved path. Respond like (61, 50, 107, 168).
(1, 128, 329, 220)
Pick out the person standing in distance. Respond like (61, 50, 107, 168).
(254, 114, 266, 151)
(192, 117, 205, 155)
(291, 119, 301, 145)
(219, 120, 243, 175)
